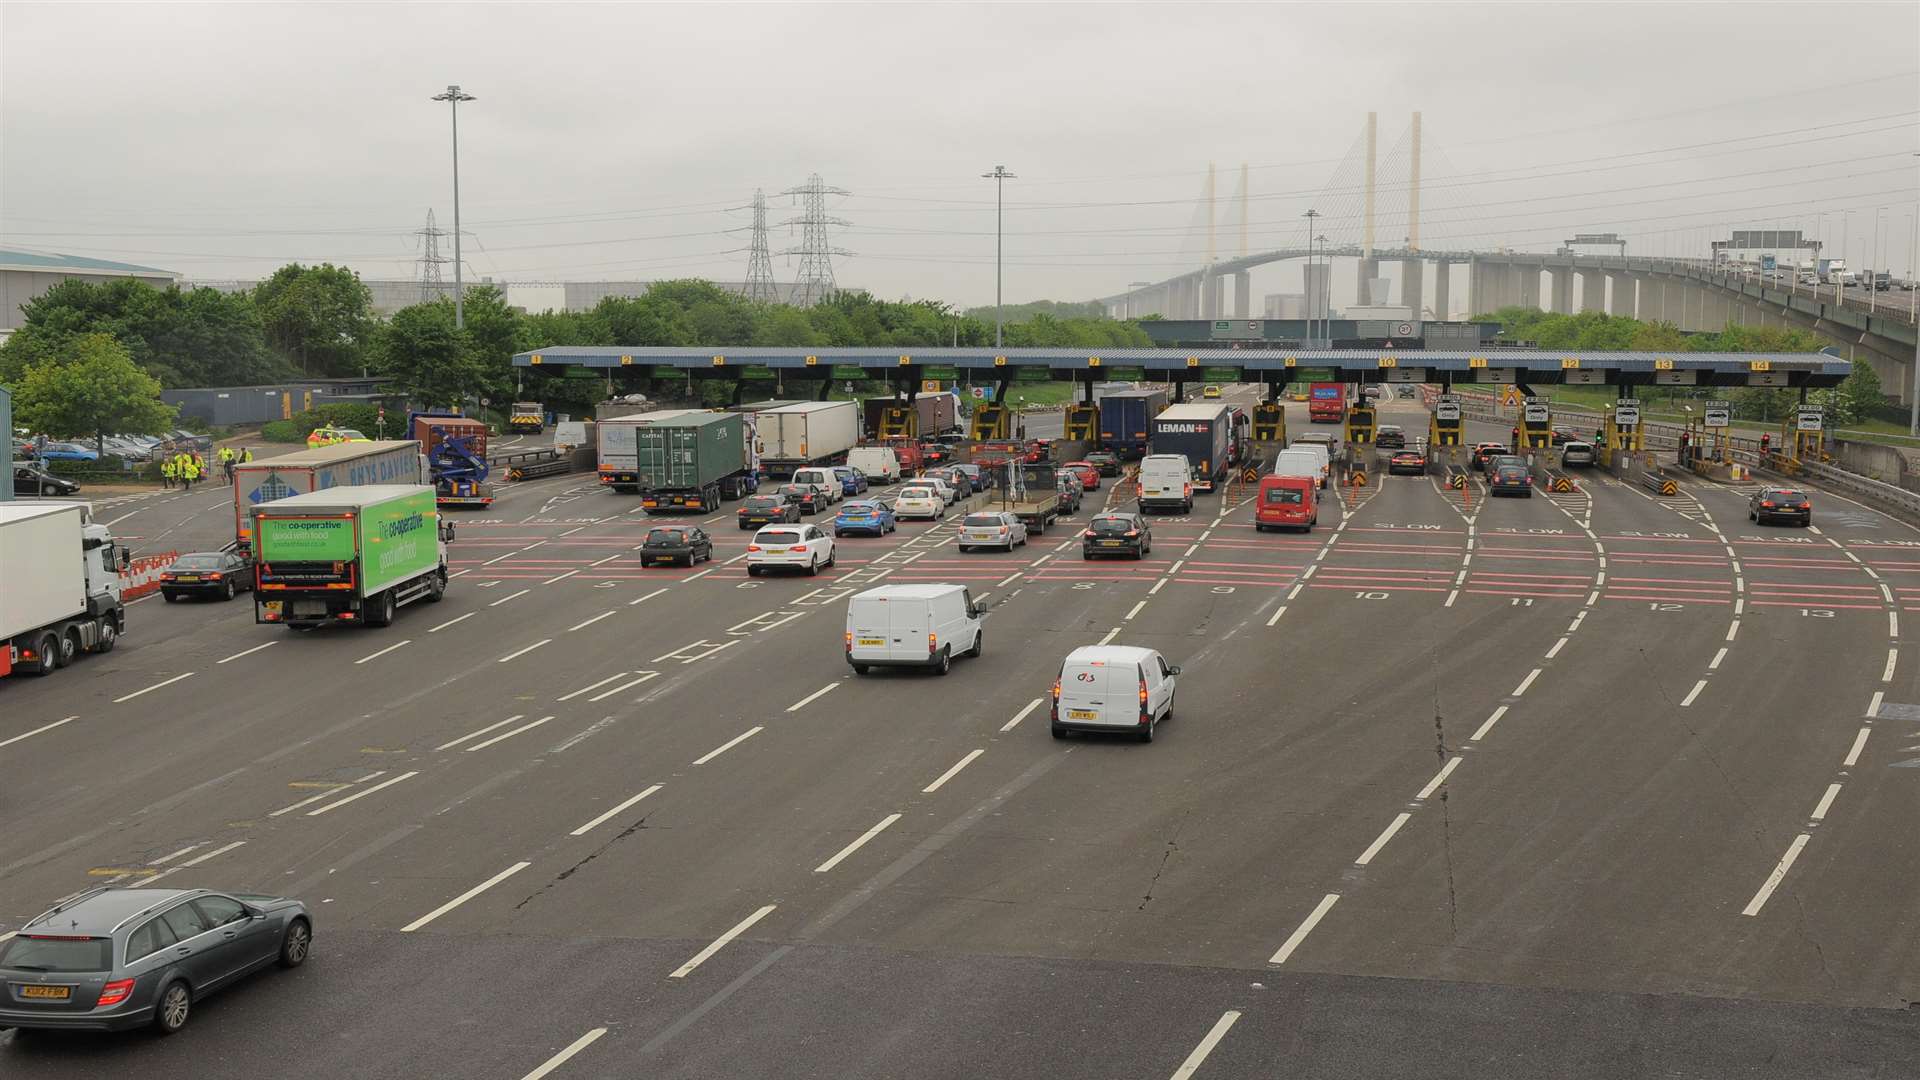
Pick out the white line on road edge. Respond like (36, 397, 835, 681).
(1124, 600, 1147, 621)
(1842, 726, 1871, 767)
(588, 672, 658, 702)
(787, 682, 839, 712)
(694, 726, 763, 765)
(1354, 812, 1412, 866)
(628, 587, 669, 606)
(0, 715, 77, 750)
(567, 611, 617, 633)
(1709, 647, 1728, 670)
(518, 1027, 609, 1080)
(543, 570, 579, 585)
(1169, 1010, 1243, 1080)
(1809, 783, 1843, 822)
(1725, 620, 1740, 642)
(684, 568, 717, 581)
(465, 715, 555, 752)
(1286, 584, 1303, 601)
(1890, 611, 1900, 638)
(1680, 679, 1709, 708)
(1301, 565, 1318, 580)
(1415, 756, 1464, 800)
(722, 552, 748, 564)
(569, 785, 663, 836)
(1168, 560, 1186, 574)
(1741, 834, 1810, 917)
(814, 813, 903, 873)
(216, 641, 277, 665)
(1001, 698, 1044, 732)
(1544, 637, 1568, 659)
(498, 639, 552, 663)
(148, 842, 205, 865)
(306, 771, 419, 816)
(1734, 597, 1745, 615)
(923, 748, 984, 793)
(590, 554, 621, 568)
(1883, 648, 1898, 683)
(1148, 577, 1168, 595)
(1470, 706, 1508, 743)
(268, 787, 348, 817)
(1096, 626, 1123, 646)
(670, 903, 778, 978)
(521, 540, 548, 551)
(401, 861, 532, 933)
(113, 672, 195, 704)
(429, 612, 475, 633)
(1269, 893, 1340, 965)
(481, 552, 515, 567)
(448, 569, 471, 579)
(1266, 605, 1288, 627)
(1444, 589, 1459, 608)
(1183, 544, 1199, 557)
(1511, 669, 1542, 697)
(1867, 690, 1884, 718)
(490, 588, 531, 607)
(353, 639, 412, 665)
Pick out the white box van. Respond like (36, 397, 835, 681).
(1138, 454, 1193, 514)
(1051, 644, 1179, 741)
(1285, 442, 1331, 487)
(1272, 448, 1327, 494)
(845, 583, 985, 675)
(847, 446, 902, 485)
(791, 466, 843, 504)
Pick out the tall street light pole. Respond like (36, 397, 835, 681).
(1302, 209, 1321, 347)
(982, 165, 1016, 347)
(432, 84, 476, 329)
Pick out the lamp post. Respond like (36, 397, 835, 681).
(1302, 209, 1321, 347)
(982, 165, 1016, 347)
(431, 84, 475, 329)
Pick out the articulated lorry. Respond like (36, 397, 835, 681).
(230, 441, 427, 556)
(1, 501, 129, 678)
(252, 485, 453, 630)
(508, 402, 545, 434)
(861, 392, 960, 440)
(409, 412, 493, 508)
(634, 411, 754, 513)
(1150, 403, 1235, 492)
(1097, 388, 1169, 458)
(758, 400, 859, 477)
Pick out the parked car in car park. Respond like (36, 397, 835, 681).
(835, 499, 897, 537)
(1083, 512, 1153, 559)
(0, 886, 312, 1034)
(160, 551, 254, 601)
(1750, 486, 1812, 526)
(739, 493, 800, 529)
(34, 441, 99, 462)
(1050, 644, 1179, 742)
(844, 583, 984, 676)
(746, 523, 835, 575)
(958, 511, 1028, 552)
(639, 525, 715, 567)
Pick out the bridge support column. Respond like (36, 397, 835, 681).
(1607, 273, 1636, 318)
(1431, 261, 1450, 320)
(1203, 273, 1223, 319)
(1233, 272, 1250, 319)
(1517, 267, 1541, 310)
(1355, 257, 1379, 305)
(1400, 259, 1424, 318)
(1580, 270, 1605, 313)
(1549, 268, 1573, 314)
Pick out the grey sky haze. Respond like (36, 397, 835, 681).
(3, 1, 1916, 309)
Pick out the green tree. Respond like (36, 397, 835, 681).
(252, 263, 375, 376)
(0, 278, 278, 388)
(13, 333, 177, 452)
(373, 301, 486, 409)
(1824, 358, 1886, 426)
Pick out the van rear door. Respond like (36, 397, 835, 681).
(889, 596, 933, 662)
(1058, 658, 1134, 728)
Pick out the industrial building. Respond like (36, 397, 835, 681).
(0, 248, 179, 337)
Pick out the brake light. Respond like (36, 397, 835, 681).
(845, 631, 853, 650)
(208, 571, 223, 580)
(1051, 678, 1061, 701)
(1125, 530, 1139, 537)
(1139, 677, 1150, 723)
(1760, 500, 1775, 508)
(1084, 529, 1097, 538)
(748, 544, 762, 552)
(788, 545, 808, 552)
(929, 632, 938, 655)
(97, 978, 136, 1007)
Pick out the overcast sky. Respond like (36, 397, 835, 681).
(4, 1, 1917, 311)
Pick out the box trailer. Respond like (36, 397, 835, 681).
(758, 401, 858, 477)
(1098, 388, 1169, 458)
(1, 502, 128, 678)
(230, 441, 427, 555)
(409, 412, 493, 508)
(634, 411, 752, 513)
(252, 485, 452, 629)
(596, 409, 697, 492)
(1150, 403, 1234, 491)
(862, 393, 959, 440)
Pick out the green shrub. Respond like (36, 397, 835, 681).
(260, 419, 304, 442)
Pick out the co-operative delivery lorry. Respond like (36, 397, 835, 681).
(230, 441, 427, 556)
(758, 400, 859, 477)
(1150, 403, 1235, 492)
(251, 485, 453, 630)
(1, 501, 129, 678)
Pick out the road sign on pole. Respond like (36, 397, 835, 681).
(1703, 400, 1731, 428)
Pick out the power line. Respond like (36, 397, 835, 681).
(739, 189, 781, 303)
(778, 174, 852, 307)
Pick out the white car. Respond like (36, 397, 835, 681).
(957, 511, 1028, 552)
(746, 523, 836, 576)
(922, 475, 960, 506)
(894, 484, 946, 520)
(1050, 644, 1180, 742)
(791, 467, 842, 505)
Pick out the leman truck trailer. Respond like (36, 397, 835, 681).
(251, 485, 453, 630)
(1, 502, 129, 678)
(1150, 403, 1235, 492)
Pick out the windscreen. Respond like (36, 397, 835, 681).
(900, 487, 934, 499)
(1088, 518, 1135, 535)
(744, 496, 782, 510)
(758, 529, 801, 544)
(646, 529, 688, 544)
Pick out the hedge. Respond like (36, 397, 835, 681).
(260, 403, 385, 443)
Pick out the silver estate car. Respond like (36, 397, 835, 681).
(0, 887, 312, 1034)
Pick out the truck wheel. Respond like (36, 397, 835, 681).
(367, 590, 395, 627)
(426, 571, 447, 602)
(94, 618, 118, 653)
(57, 628, 81, 668)
(25, 633, 59, 676)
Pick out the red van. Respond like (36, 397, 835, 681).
(1255, 474, 1318, 533)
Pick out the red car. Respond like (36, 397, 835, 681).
(1061, 461, 1100, 490)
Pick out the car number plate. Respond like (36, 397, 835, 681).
(1100, 540, 1124, 547)
(858, 637, 885, 646)
(174, 575, 201, 582)
(20, 985, 70, 1000)
(1067, 709, 1098, 721)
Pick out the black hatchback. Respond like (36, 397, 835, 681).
(640, 525, 714, 567)
(160, 551, 252, 602)
(1085, 451, 1122, 477)
(1083, 513, 1152, 560)
(738, 493, 799, 530)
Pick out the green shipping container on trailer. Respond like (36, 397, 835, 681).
(633, 411, 746, 491)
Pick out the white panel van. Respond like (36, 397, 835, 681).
(791, 466, 843, 504)
(1138, 454, 1193, 514)
(847, 446, 902, 485)
(1051, 645, 1179, 742)
(1272, 448, 1327, 495)
(845, 583, 985, 676)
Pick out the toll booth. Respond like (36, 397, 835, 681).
(1344, 403, 1376, 446)
(971, 402, 1012, 441)
(1429, 394, 1463, 447)
(1604, 399, 1643, 453)
(876, 403, 917, 439)
(1065, 404, 1098, 441)
(1519, 396, 1554, 450)
(1252, 401, 1286, 444)
(1788, 404, 1825, 466)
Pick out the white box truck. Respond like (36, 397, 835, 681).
(759, 401, 858, 478)
(1, 502, 129, 678)
(596, 409, 695, 493)
(230, 440, 427, 556)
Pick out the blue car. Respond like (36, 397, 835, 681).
(36, 441, 99, 462)
(835, 499, 896, 537)
(833, 466, 869, 496)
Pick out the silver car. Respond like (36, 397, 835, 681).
(0, 886, 312, 1034)
(1561, 441, 1596, 468)
(957, 511, 1028, 552)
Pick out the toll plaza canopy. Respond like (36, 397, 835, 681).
(511, 346, 1848, 389)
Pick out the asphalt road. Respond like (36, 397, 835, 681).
(4, 396, 1917, 1078)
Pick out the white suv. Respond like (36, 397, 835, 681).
(747, 524, 836, 576)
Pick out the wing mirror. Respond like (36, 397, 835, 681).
(1167, 665, 1183, 676)
(118, 548, 132, 570)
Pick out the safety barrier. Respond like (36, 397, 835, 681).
(1639, 470, 1679, 496)
(1445, 470, 1467, 490)
(1548, 473, 1576, 493)
(508, 458, 572, 482)
(120, 551, 180, 600)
